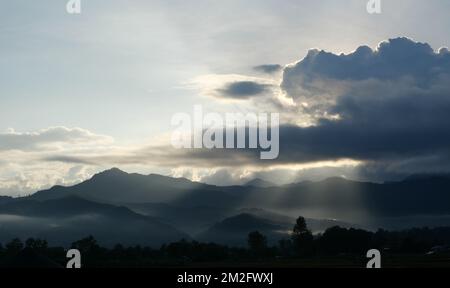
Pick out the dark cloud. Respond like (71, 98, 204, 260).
(253, 64, 282, 74)
(216, 81, 271, 99)
(282, 40, 450, 177)
(282, 37, 450, 105)
(182, 38, 450, 177)
(283, 37, 450, 84)
(44, 155, 95, 165)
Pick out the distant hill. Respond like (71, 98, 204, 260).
(401, 173, 450, 182)
(0, 196, 188, 247)
(237, 208, 354, 233)
(244, 178, 276, 188)
(196, 209, 357, 246)
(0, 196, 12, 205)
(197, 213, 289, 246)
(125, 202, 230, 235)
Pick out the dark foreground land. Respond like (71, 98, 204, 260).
(1, 249, 450, 268)
(2, 220, 450, 268)
(190, 254, 450, 268)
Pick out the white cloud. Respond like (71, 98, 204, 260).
(0, 127, 114, 196)
(0, 126, 113, 151)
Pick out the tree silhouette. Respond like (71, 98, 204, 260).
(317, 226, 373, 255)
(292, 216, 314, 256)
(70, 235, 105, 266)
(25, 238, 48, 252)
(278, 239, 293, 257)
(5, 238, 24, 256)
(71, 235, 99, 254)
(293, 217, 308, 235)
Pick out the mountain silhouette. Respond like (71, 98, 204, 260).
(197, 213, 288, 246)
(244, 178, 276, 188)
(30, 168, 209, 204)
(2, 168, 450, 245)
(25, 170, 450, 221)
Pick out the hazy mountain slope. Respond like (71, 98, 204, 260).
(0, 196, 12, 205)
(240, 176, 450, 219)
(125, 204, 356, 236)
(0, 196, 188, 247)
(238, 208, 354, 233)
(125, 202, 231, 235)
(197, 213, 289, 246)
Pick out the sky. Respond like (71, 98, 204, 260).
(1, 0, 450, 196)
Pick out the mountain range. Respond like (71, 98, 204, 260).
(1, 168, 450, 246)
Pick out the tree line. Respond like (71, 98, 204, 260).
(1, 216, 450, 267)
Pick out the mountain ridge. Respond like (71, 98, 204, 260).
(4, 168, 450, 231)
(244, 178, 276, 188)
